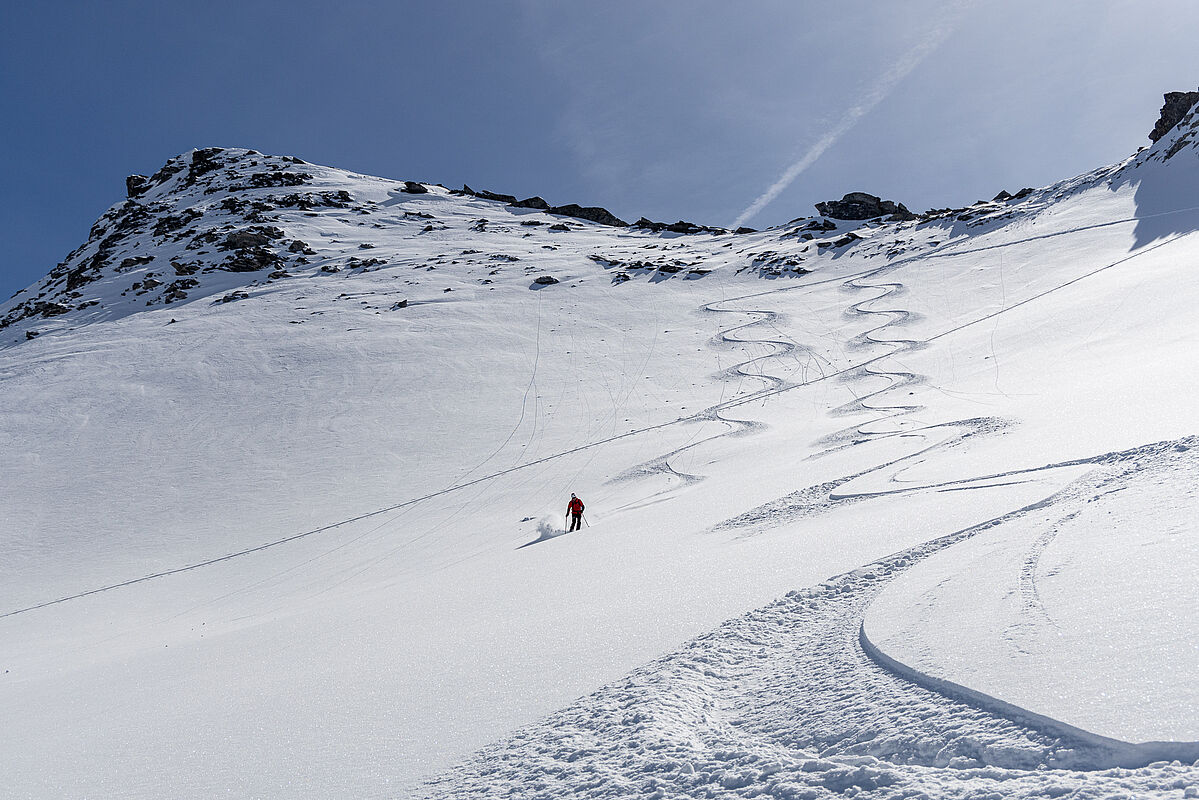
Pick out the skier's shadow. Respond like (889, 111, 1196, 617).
(517, 530, 572, 549)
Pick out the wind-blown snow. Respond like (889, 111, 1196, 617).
(2, 102, 1199, 799)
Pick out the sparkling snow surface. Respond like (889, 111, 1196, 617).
(2, 111, 1199, 799)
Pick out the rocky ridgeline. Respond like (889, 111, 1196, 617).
(1, 146, 363, 333)
(7, 90, 1198, 339)
(451, 185, 630, 227)
(1149, 90, 1199, 142)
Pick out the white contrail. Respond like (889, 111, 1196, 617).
(732, 8, 971, 229)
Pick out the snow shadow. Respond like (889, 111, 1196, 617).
(1122, 152, 1199, 248)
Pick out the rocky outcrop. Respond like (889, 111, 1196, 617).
(1149, 90, 1199, 142)
(126, 175, 150, 197)
(511, 196, 550, 210)
(548, 204, 627, 227)
(631, 218, 728, 235)
(220, 227, 285, 251)
(815, 192, 916, 222)
(402, 181, 428, 194)
(454, 185, 626, 226)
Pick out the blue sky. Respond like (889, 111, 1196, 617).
(3, 0, 1198, 298)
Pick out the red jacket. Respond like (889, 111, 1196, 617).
(568, 497, 584, 514)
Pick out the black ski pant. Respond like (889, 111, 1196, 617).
(569, 512, 583, 531)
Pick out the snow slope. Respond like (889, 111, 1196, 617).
(2, 100, 1199, 799)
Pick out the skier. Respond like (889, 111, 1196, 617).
(566, 493, 585, 532)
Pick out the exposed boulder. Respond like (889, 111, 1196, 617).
(548, 204, 627, 227)
(220, 227, 285, 250)
(117, 255, 155, 272)
(1149, 90, 1199, 142)
(125, 175, 150, 197)
(532, 275, 559, 285)
(402, 181, 428, 194)
(511, 196, 550, 210)
(815, 192, 916, 222)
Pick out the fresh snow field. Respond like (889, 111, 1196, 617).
(1, 107, 1198, 798)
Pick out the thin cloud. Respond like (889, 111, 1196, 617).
(732, 6, 972, 229)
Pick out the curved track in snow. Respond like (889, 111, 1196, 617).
(423, 229, 1199, 796)
(425, 450, 1199, 798)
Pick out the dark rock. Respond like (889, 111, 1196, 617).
(547, 204, 627, 227)
(220, 227, 285, 250)
(32, 301, 70, 317)
(163, 278, 199, 304)
(1012, 187, 1034, 199)
(267, 190, 353, 210)
(402, 181, 428, 194)
(118, 255, 155, 272)
(511, 196, 550, 210)
(547, 223, 571, 232)
(245, 171, 313, 189)
(288, 240, 316, 254)
(172, 260, 199, 276)
(833, 233, 861, 248)
(734, 226, 757, 235)
(153, 209, 202, 238)
(815, 192, 915, 222)
(790, 218, 837, 231)
(320, 265, 342, 273)
(520, 220, 543, 226)
(632, 217, 725, 235)
(358, 243, 376, 249)
(147, 158, 187, 189)
(215, 291, 249, 304)
(185, 148, 225, 185)
(26, 330, 39, 340)
(391, 299, 408, 309)
(992, 190, 1013, 202)
(220, 247, 282, 272)
(126, 175, 150, 197)
(1149, 90, 1199, 142)
(533, 275, 559, 285)
(474, 189, 518, 204)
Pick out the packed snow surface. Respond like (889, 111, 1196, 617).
(2, 106, 1199, 798)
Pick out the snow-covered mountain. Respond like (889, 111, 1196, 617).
(2, 94, 1198, 799)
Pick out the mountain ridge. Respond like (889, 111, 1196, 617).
(6, 89, 1195, 345)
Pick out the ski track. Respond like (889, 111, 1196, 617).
(8, 212, 1197, 799)
(424, 227, 1199, 797)
(423, 449, 1199, 799)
